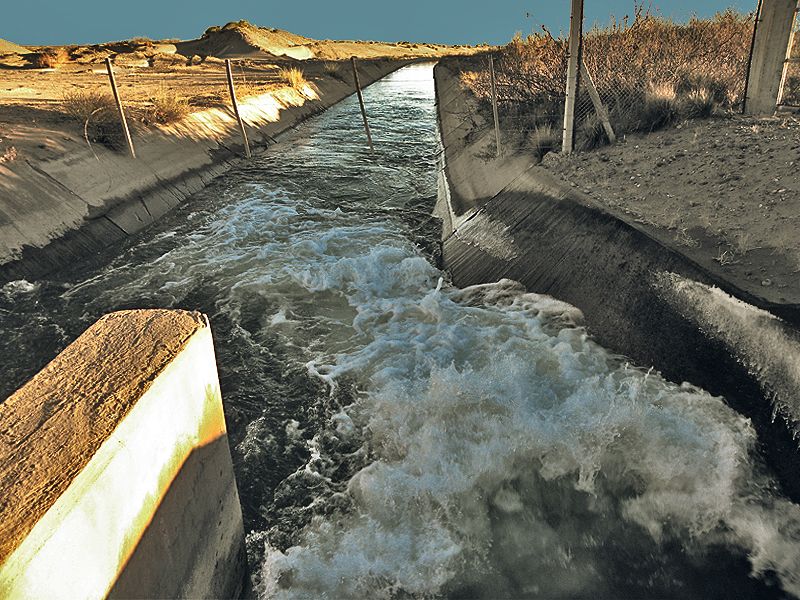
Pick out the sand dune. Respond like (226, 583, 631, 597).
(176, 22, 315, 60)
(0, 21, 483, 67)
(0, 39, 29, 54)
(175, 21, 470, 61)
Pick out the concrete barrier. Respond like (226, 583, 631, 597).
(0, 309, 246, 599)
(434, 60, 800, 502)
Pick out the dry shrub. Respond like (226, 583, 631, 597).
(62, 89, 116, 121)
(680, 87, 716, 118)
(529, 123, 560, 158)
(461, 5, 754, 148)
(29, 47, 68, 68)
(277, 67, 308, 90)
(61, 90, 125, 150)
(142, 90, 190, 125)
(323, 61, 348, 82)
(580, 115, 611, 150)
(638, 82, 679, 131)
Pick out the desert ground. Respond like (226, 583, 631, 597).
(542, 112, 800, 306)
(0, 21, 485, 167)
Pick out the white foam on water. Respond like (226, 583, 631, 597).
(654, 272, 800, 432)
(254, 249, 800, 598)
(53, 181, 800, 597)
(1, 279, 39, 297)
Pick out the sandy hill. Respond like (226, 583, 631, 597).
(0, 39, 29, 54)
(176, 21, 316, 60)
(174, 21, 478, 61)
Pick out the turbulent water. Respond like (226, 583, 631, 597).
(2, 64, 800, 598)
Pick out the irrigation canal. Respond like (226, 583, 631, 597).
(1, 64, 798, 598)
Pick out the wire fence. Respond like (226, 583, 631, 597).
(449, 7, 770, 157)
(39, 56, 332, 157)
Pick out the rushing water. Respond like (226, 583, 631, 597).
(2, 64, 800, 598)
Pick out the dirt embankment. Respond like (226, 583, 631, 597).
(542, 114, 800, 307)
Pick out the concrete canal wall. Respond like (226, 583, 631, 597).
(0, 309, 245, 599)
(0, 59, 407, 282)
(434, 60, 800, 501)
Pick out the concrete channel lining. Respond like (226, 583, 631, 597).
(0, 59, 410, 284)
(0, 309, 246, 599)
(433, 60, 800, 503)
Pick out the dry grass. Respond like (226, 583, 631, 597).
(277, 67, 308, 91)
(62, 89, 117, 121)
(28, 47, 68, 69)
(462, 6, 754, 149)
(323, 61, 347, 82)
(61, 89, 125, 150)
(0, 147, 17, 164)
(679, 87, 717, 118)
(529, 123, 560, 158)
(580, 115, 610, 150)
(142, 90, 190, 125)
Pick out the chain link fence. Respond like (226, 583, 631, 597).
(452, 6, 760, 156)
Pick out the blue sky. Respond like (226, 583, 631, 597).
(4, 1, 757, 46)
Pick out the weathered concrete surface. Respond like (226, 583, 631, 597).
(434, 60, 800, 501)
(745, 0, 797, 114)
(0, 309, 246, 598)
(0, 59, 408, 282)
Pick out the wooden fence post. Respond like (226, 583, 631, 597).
(350, 56, 374, 152)
(104, 57, 136, 159)
(562, 0, 584, 154)
(580, 60, 616, 144)
(225, 59, 251, 159)
(489, 54, 502, 157)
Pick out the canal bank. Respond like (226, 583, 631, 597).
(0, 58, 408, 282)
(434, 58, 800, 502)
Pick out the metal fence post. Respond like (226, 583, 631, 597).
(225, 59, 252, 159)
(489, 54, 502, 157)
(562, 0, 584, 154)
(104, 57, 136, 159)
(580, 60, 616, 144)
(350, 56, 374, 151)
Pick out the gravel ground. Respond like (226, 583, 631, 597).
(542, 113, 800, 306)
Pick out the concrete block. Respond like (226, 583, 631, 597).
(0, 309, 246, 599)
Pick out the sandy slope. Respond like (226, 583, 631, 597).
(0, 39, 28, 54)
(542, 115, 800, 305)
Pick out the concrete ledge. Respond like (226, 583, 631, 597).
(0, 309, 245, 598)
(434, 60, 800, 502)
(0, 59, 409, 282)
